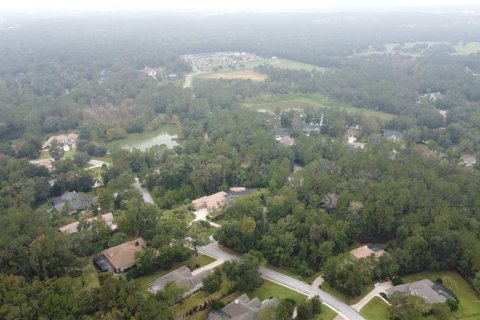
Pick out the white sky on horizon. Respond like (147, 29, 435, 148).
(1, 0, 480, 13)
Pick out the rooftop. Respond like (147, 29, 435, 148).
(192, 191, 228, 211)
(207, 294, 279, 320)
(52, 192, 97, 215)
(59, 212, 117, 234)
(386, 279, 456, 304)
(101, 237, 147, 272)
(148, 266, 212, 294)
(350, 245, 386, 259)
(382, 129, 404, 141)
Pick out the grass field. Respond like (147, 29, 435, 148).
(192, 57, 326, 82)
(274, 58, 327, 72)
(39, 150, 51, 159)
(360, 297, 390, 320)
(401, 271, 480, 319)
(198, 69, 267, 81)
(356, 41, 480, 57)
(244, 93, 395, 121)
(248, 279, 307, 304)
(321, 281, 374, 304)
(454, 42, 480, 55)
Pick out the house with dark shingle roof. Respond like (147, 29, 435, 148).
(386, 279, 456, 304)
(148, 266, 212, 295)
(207, 294, 279, 320)
(382, 129, 404, 141)
(52, 192, 97, 215)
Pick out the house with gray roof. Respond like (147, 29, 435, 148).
(382, 129, 404, 141)
(52, 192, 97, 215)
(386, 279, 456, 304)
(207, 294, 279, 320)
(148, 266, 212, 295)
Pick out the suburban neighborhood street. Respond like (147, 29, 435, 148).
(132, 177, 154, 204)
(198, 241, 366, 320)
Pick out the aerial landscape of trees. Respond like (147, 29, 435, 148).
(0, 9, 480, 320)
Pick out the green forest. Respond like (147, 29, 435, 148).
(1, 10, 480, 320)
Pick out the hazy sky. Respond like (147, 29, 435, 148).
(1, 0, 479, 13)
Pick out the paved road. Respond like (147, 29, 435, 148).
(198, 241, 365, 320)
(183, 73, 194, 88)
(132, 177, 154, 204)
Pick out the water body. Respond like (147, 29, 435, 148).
(121, 134, 178, 151)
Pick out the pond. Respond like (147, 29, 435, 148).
(107, 125, 178, 151)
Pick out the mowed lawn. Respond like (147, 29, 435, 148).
(198, 69, 267, 81)
(248, 279, 306, 304)
(321, 281, 374, 305)
(244, 93, 395, 122)
(401, 271, 480, 319)
(360, 297, 390, 320)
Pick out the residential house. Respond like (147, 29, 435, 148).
(43, 133, 79, 150)
(460, 154, 476, 168)
(350, 245, 386, 260)
(274, 128, 294, 146)
(58, 212, 117, 234)
(29, 158, 54, 172)
(207, 294, 279, 320)
(52, 192, 97, 215)
(303, 124, 322, 135)
(227, 187, 253, 202)
(382, 129, 404, 141)
(192, 191, 228, 212)
(148, 266, 212, 295)
(386, 279, 456, 304)
(141, 66, 157, 79)
(94, 238, 147, 273)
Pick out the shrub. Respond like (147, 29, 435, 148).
(211, 300, 225, 310)
(447, 299, 459, 311)
(392, 277, 403, 285)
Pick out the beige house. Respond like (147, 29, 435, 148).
(350, 245, 386, 259)
(100, 238, 147, 273)
(192, 191, 228, 212)
(59, 212, 117, 234)
(29, 158, 54, 172)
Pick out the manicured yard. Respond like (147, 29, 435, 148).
(244, 93, 395, 122)
(274, 58, 327, 72)
(360, 297, 390, 320)
(133, 254, 215, 290)
(313, 306, 338, 320)
(198, 69, 267, 81)
(39, 150, 51, 159)
(248, 279, 307, 304)
(264, 263, 322, 284)
(401, 271, 480, 319)
(321, 281, 374, 304)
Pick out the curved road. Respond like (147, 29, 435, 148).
(198, 241, 365, 320)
